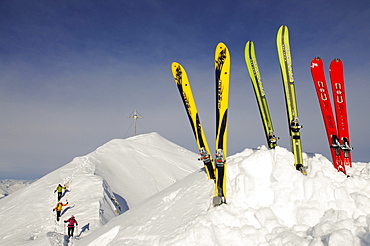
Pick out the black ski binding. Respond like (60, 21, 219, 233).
(340, 138, 353, 158)
(268, 131, 279, 145)
(290, 117, 302, 132)
(330, 135, 341, 156)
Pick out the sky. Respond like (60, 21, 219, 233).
(0, 0, 369, 180)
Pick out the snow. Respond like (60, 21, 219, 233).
(0, 179, 34, 199)
(0, 132, 369, 246)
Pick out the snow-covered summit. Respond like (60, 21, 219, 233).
(0, 132, 369, 246)
(0, 132, 201, 245)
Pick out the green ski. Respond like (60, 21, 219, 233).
(276, 25, 306, 175)
(245, 41, 278, 149)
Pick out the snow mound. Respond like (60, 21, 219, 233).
(79, 145, 370, 246)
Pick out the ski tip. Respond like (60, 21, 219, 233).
(171, 61, 180, 68)
(310, 57, 323, 69)
(276, 25, 289, 44)
(278, 25, 288, 32)
(245, 40, 255, 54)
(216, 42, 226, 47)
(216, 42, 230, 54)
(330, 58, 343, 67)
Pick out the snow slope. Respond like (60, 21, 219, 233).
(1, 132, 370, 246)
(0, 132, 201, 245)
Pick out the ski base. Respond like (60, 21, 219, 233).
(295, 164, 307, 176)
(212, 196, 226, 206)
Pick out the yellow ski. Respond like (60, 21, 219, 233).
(214, 42, 230, 205)
(171, 62, 215, 180)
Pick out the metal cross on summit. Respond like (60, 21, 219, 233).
(128, 109, 143, 136)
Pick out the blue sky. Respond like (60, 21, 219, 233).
(0, 0, 369, 179)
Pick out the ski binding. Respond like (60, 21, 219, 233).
(290, 117, 303, 132)
(198, 147, 211, 162)
(214, 149, 225, 168)
(341, 138, 353, 158)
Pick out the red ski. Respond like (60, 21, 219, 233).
(329, 58, 352, 167)
(310, 57, 346, 173)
